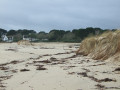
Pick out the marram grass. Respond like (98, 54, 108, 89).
(76, 30, 120, 61)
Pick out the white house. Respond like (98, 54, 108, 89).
(23, 35, 30, 41)
(1, 35, 8, 41)
(1, 34, 13, 42)
(23, 35, 38, 41)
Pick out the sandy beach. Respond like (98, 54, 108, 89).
(0, 43, 120, 90)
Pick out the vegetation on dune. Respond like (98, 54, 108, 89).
(76, 30, 120, 61)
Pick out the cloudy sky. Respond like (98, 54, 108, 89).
(0, 0, 120, 32)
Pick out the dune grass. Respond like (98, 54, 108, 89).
(76, 30, 120, 60)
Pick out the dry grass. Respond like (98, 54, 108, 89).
(17, 40, 33, 45)
(76, 30, 120, 61)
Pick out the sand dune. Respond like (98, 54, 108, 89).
(76, 30, 120, 61)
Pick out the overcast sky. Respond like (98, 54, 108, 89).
(0, 0, 120, 32)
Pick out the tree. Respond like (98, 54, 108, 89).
(39, 31, 46, 34)
(13, 34, 22, 42)
(0, 28, 7, 37)
(7, 30, 17, 36)
(48, 29, 66, 41)
(29, 33, 37, 38)
(37, 32, 48, 40)
(17, 29, 36, 35)
(62, 32, 76, 42)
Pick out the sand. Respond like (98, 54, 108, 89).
(0, 42, 120, 90)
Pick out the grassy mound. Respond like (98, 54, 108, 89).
(76, 30, 120, 61)
(17, 40, 33, 45)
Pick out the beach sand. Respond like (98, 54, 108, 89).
(0, 43, 120, 90)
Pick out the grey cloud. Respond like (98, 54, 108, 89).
(0, 0, 120, 32)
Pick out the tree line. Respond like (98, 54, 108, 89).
(0, 27, 116, 42)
